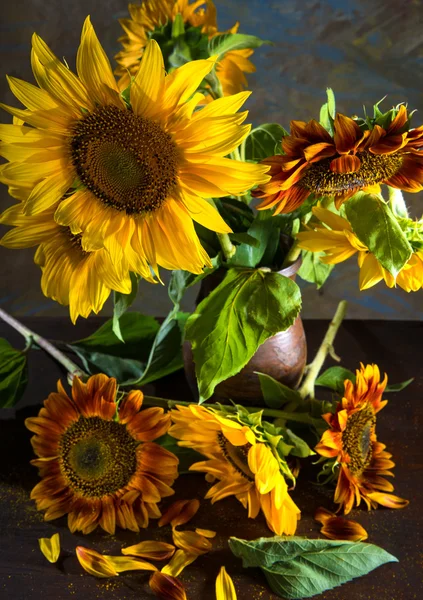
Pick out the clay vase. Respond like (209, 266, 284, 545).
(183, 258, 307, 404)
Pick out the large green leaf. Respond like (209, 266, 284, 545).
(228, 210, 281, 268)
(298, 250, 334, 289)
(345, 192, 413, 278)
(112, 273, 139, 343)
(185, 268, 301, 402)
(208, 33, 271, 59)
(243, 123, 288, 162)
(229, 536, 397, 599)
(257, 372, 302, 408)
(0, 338, 28, 408)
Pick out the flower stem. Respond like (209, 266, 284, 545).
(282, 239, 302, 267)
(297, 300, 348, 399)
(217, 233, 236, 260)
(0, 307, 86, 381)
(142, 395, 321, 427)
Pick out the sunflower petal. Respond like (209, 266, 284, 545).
(149, 571, 187, 600)
(38, 533, 61, 563)
(216, 566, 237, 600)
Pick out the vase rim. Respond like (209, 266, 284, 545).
(277, 256, 302, 277)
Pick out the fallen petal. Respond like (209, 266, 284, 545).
(172, 530, 212, 555)
(320, 516, 368, 542)
(158, 499, 200, 528)
(38, 533, 60, 563)
(76, 547, 118, 578)
(195, 528, 216, 538)
(314, 507, 334, 525)
(149, 571, 187, 600)
(122, 540, 175, 561)
(216, 566, 237, 600)
(161, 549, 198, 577)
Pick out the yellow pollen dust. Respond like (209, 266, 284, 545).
(299, 151, 403, 196)
(70, 105, 179, 215)
(341, 406, 376, 475)
(217, 431, 254, 480)
(59, 416, 139, 497)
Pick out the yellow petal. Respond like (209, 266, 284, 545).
(38, 533, 60, 563)
(215, 566, 237, 600)
(172, 530, 212, 555)
(7, 75, 58, 111)
(367, 492, 409, 509)
(162, 56, 216, 112)
(195, 528, 216, 538)
(122, 541, 175, 561)
(161, 549, 198, 577)
(358, 253, 384, 290)
(24, 169, 74, 215)
(76, 17, 121, 106)
(149, 571, 187, 600)
(131, 40, 165, 118)
(312, 205, 351, 232)
(76, 546, 119, 578)
(178, 188, 232, 233)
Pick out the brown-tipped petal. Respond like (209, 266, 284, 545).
(314, 506, 335, 524)
(161, 549, 198, 577)
(303, 142, 336, 162)
(172, 530, 212, 555)
(119, 390, 144, 423)
(76, 546, 119, 578)
(367, 492, 410, 509)
(104, 555, 157, 573)
(320, 516, 368, 542)
(195, 528, 216, 538)
(38, 532, 60, 563)
(149, 571, 187, 600)
(333, 113, 362, 153)
(158, 499, 199, 528)
(387, 105, 408, 134)
(122, 541, 175, 561)
(330, 154, 361, 173)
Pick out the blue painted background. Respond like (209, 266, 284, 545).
(1, 0, 422, 319)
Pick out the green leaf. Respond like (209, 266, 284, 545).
(315, 366, 356, 394)
(157, 434, 203, 474)
(69, 313, 160, 384)
(112, 273, 139, 343)
(319, 88, 336, 136)
(298, 250, 334, 288)
(229, 232, 261, 248)
(244, 123, 288, 162)
(386, 377, 414, 392)
(208, 33, 271, 59)
(185, 268, 302, 402)
(345, 192, 413, 278)
(283, 429, 314, 458)
(229, 536, 398, 599)
(257, 372, 302, 408)
(137, 311, 189, 385)
(0, 338, 28, 408)
(171, 13, 185, 39)
(168, 256, 220, 308)
(228, 210, 280, 268)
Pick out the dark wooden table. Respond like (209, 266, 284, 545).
(0, 318, 422, 600)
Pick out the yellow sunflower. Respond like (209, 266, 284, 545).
(25, 374, 179, 534)
(169, 405, 300, 536)
(0, 18, 269, 277)
(296, 205, 423, 291)
(0, 202, 136, 322)
(115, 1, 256, 98)
(252, 105, 423, 213)
(315, 363, 409, 514)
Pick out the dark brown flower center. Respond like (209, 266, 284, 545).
(341, 406, 376, 475)
(299, 151, 403, 195)
(217, 432, 253, 480)
(59, 416, 139, 497)
(70, 105, 179, 215)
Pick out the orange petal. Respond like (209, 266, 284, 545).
(314, 506, 334, 524)
(119, 390, 144, 424)
(367, 492, 409, 509)
(330, 154, 361, 173)
(122, 541, 175, 561)
(303, 142, 336, 162)
(320, 516, 368, 541)
(158, 499, 200, 528)
(195, 528, 216, 538)
(334, 114, 362, 153)
(149, 571, 187, 600)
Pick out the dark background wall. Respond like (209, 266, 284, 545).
(1, 0, 422, 320)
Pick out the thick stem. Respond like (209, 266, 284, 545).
(217, 233, 236, 260)
(0, 307, 86, 381)
(297, 300, 348, 399)
(142, 395, 320, 427)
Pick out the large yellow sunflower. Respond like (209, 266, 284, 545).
(0, 202, 136, 322)
(169, 405, 300, 536)
(252, 106, 423, 213)
(0, 18, 269, 276)
(116, 1, 256, 98)
(296, 205, 423, 291)
(25, 374, 179, 534)
(315, 363, 409, 514)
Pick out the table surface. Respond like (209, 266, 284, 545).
(0, 318, 422, 600)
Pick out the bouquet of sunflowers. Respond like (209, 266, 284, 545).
(0, 2, 419, 599)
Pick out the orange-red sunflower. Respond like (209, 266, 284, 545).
(169, 405, 300, 536)
(252, 105, 423, 214)
(25, 374, 178, 534)
(116, 1, 256, 98)
(315, 363, 409, 514)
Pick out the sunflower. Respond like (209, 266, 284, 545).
(169, 405, 300, 536)
(296, 205, 423, 291)
(252, 105, 423, 214)
(25, 374, 179, 534)
(0, 202, 137, 322)
(115, 1, 256, 98)
(315, 363, 409, 514)
(0, 19, 269, 277)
